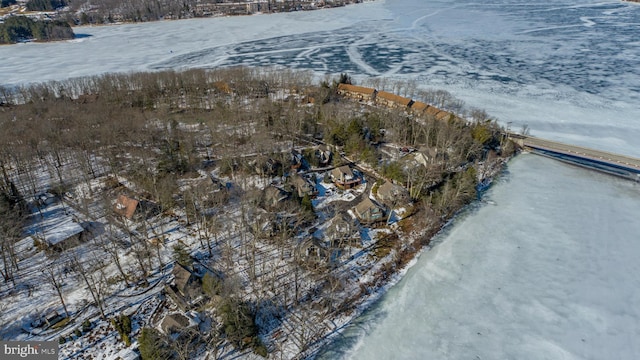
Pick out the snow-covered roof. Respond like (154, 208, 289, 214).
(45, 221, 84, 246)
(26, 202, 86, 247)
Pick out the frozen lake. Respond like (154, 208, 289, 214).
(1, 0, 640, 358)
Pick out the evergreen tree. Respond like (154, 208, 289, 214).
(138, 328, 173, 360)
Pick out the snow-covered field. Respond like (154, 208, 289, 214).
(2, 0, 640, 358)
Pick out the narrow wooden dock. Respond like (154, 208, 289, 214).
(508, 134, 640, 181)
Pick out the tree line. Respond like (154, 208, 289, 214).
(0, 16, 74, 44)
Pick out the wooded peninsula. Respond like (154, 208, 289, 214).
(0, 68, 514, 359)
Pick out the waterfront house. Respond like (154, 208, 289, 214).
(354, 197, 384, 224)
(376, 181, 409, 206)
(325, 213, 359, 247)
(411, 101, 429, 114)
(409, 147, 447, 168)
(336, 83, 377, 102)
(375, 90, 414, 109)
(297, 237, 330, 268)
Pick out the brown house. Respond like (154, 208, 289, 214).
(375, 91, 414, 109)
(114, 195, 158, 220)
(425, 106, 442, 118)
(424, 105, 452, 121)
(296, 237, 330, 266)
(354, 197, 384, 224)
(337, 83, 377, 102)
(411, 101, 429, 113)
(114, 195, 139, 220)
(376, 181, 409, 206)
(330, 165, 361, 189)
(262, 186, 291, 209)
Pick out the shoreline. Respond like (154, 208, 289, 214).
(1, 1, 375, 31)
(303, 157, 513, 359)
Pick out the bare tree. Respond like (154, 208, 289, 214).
(71, 253, 108, 320)
(42, 261, 70, 317)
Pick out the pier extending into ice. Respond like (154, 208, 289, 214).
(508, 134, 640, 181)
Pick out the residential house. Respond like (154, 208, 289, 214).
(165, 263, 203, 311)
(410, 101, 429, 114)
(114, 195, 138, 219)
(263, 158, 282, 176)
(29, 198, 88, 252)
(315, 145, 332, 166)
(43, 221, 86, 252)
(425, 106, 452, 121)
(262, 186, 290, 209)
(375, 91, 414, 109)
(376, 181, 409, 206)
(160, 313, 191, 334)
(325, 214, 359, 247)
(290, 150, 304, 170)
(115, 195, 159, 220)
(296, 237, 329, 266)
(336, 83, 377, 102)
(410, 147, 447, 168)
(330, 165, 361, 189)
(289, 174, 316, 198)
(354, 197, 384, 224)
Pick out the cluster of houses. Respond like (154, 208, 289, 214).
(337, 83, 455, 121)
(192, 0, 358, 17)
